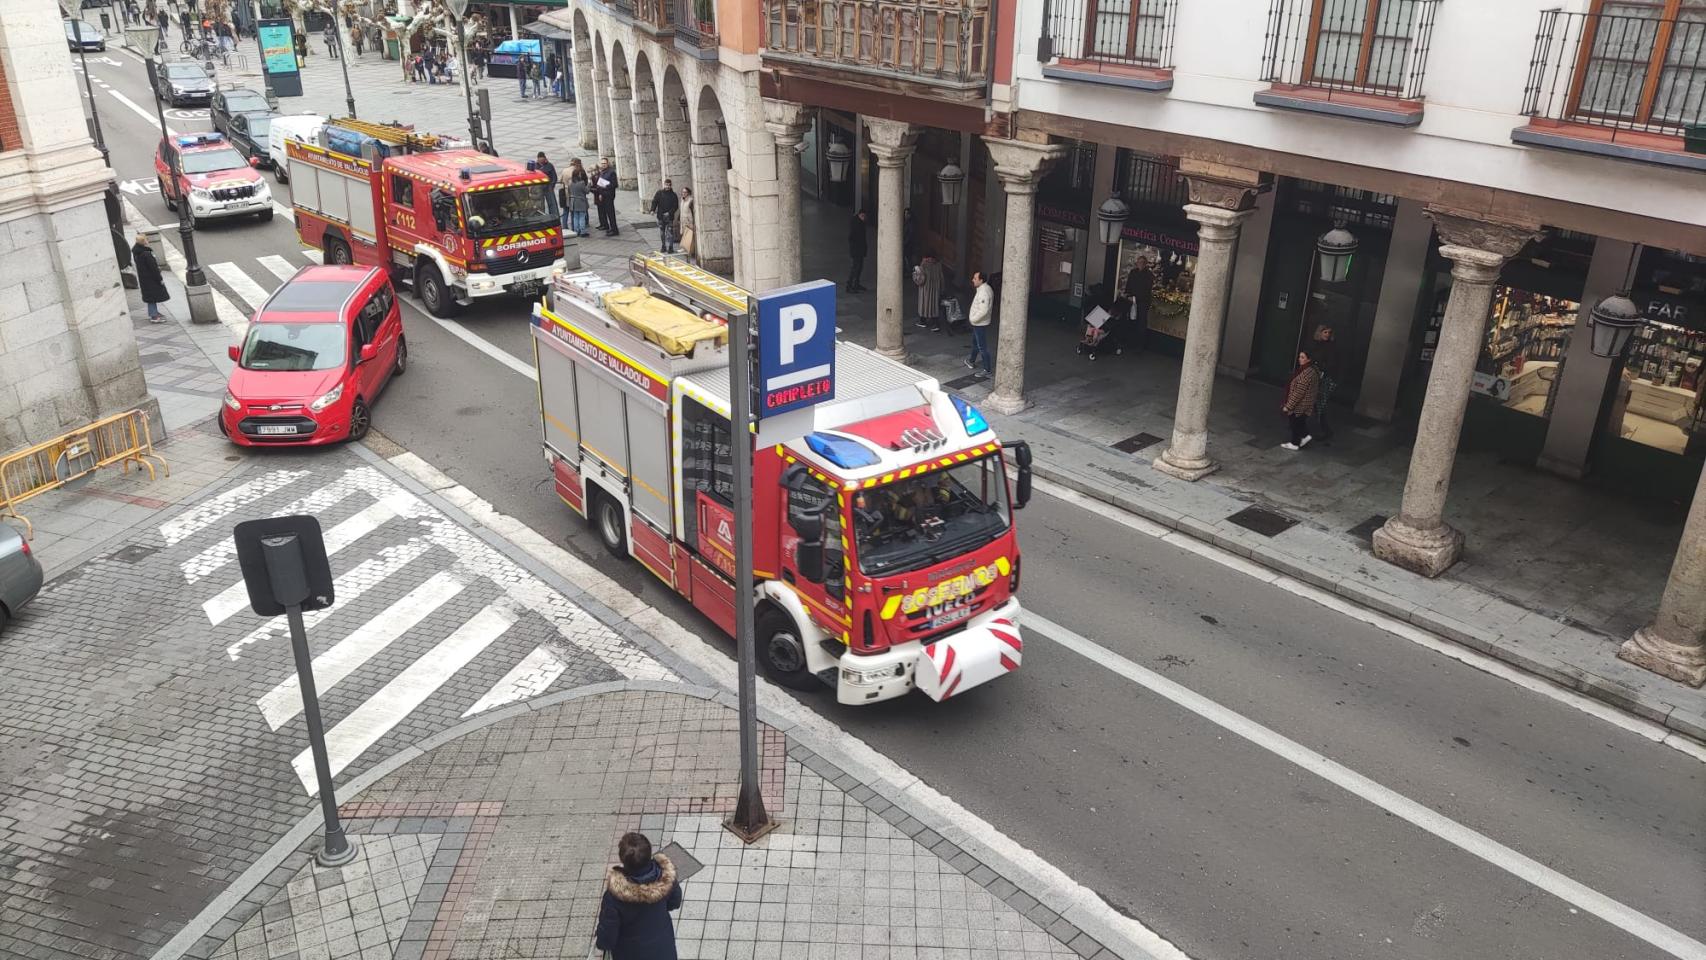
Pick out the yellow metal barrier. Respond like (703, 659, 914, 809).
(0, 409, 169, 538)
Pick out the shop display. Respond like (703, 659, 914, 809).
(1118, 242, 1196, 342)
(1607, 319, 1706, 455)
(1471, 286, 1577, 417)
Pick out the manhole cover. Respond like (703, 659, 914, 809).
(1346, 514, 1387, 540)
(943, 374, 983, 390)
(110, 544, 159, 564)
(1226, 506, 1298, 537)
(630, 220, 659, 229)
(1112, 432, 1164, 454)
(657, 841, 703, 882)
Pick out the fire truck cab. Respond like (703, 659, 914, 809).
(287, 118, 564, 317)
(534, 256, 1031, 705)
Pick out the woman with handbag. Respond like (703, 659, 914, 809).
(1280, 349, 1321, 451)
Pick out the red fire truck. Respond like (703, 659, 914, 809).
(533, 256, 1033, 705)
(285, 118, 564, 317)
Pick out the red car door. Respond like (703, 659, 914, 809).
(350, 290, 385, 399)
(373, 282, 401, 377)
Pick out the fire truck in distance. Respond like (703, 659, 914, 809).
(532, 255, 1033, 704)
(285, 118, 564, 318)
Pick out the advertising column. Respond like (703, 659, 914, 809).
(258, 18, 302, 97)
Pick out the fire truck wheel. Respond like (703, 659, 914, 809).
(416, 263, 460, 318)
(347, 398, 371, 442)
(593, 492, 627, 557)
(757, 608, 817, 690)
(324, 237, 351, 265)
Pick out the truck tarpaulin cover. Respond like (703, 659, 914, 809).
(601, 288, 727, 356)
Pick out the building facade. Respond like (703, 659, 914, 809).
(0, 0, 157, 450)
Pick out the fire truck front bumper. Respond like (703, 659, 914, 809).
(835, 598, 1023, 705)
(463, 258, 564, 299)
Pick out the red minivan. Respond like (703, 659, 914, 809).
(220, 265, 407, 446)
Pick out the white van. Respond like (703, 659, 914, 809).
(266, 114, 325, 184)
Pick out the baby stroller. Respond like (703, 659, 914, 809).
(1074, 297, 1129, 360)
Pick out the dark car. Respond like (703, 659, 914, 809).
(156, 59, 213, 106)
(64, 19, 105, 50)
(210, 87, 271, 137)
(227, 112, 277, 167)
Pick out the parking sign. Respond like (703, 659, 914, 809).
(755, 280, 836, 419)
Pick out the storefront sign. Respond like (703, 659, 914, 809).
(1036, 203, 1089, 229)
(1120, 222, 1199, 257)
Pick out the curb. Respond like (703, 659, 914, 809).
(1030, 461, 1706, 748)
(154, 682, 1162, 960)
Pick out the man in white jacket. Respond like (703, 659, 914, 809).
(965, 271, 994, 378)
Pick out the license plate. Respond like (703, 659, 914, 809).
(256, 424, 297, 435)
(927, 607, 972, 630)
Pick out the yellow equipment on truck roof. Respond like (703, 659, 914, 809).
(601, 287, 728, 356)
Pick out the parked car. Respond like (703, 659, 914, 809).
(219, 265, 407, 446)
(210, 87, 271, 137)
(0, 524, 43, 632)
(265, 113, 324, 183)
(155, 59, 213, 106)
(64, 19, 104, 50)
(226, 112, 278, 168)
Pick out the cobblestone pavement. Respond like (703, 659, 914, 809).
(193, 689, 1101, 960)
(0, 443, 672, 960)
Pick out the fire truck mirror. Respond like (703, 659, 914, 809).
(794, 540, 825, 584)
(1014, 467, 1033, 510)
(781, 463, 810, 491)
(1003, 439, 1033, 469)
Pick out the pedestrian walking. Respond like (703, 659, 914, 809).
(678, 187, 695, 259)
(567, 163, 590, 237)
(132, 234, 170, 324)
(1310, 324, 1338, 443)
(652, 178, 679, 253)
(594, 158, 619, 237)
(517, 53, 531, 98)
(1280, 349, 1321, 451)
(594, 833, 683, 960)
(965, 270, 994, 378)
(912, 253, 944, 332)
(846, 210, 868, 291)
(529, 57, 544, 98)
(323, 24, 338, 58)
(294, 30, 307, 64)
(352, 25, 363, 55)
(1124, 256, 1152, 355)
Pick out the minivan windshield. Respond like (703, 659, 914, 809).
(239, 323, 347, 371)
(851, 454, 1011, 576)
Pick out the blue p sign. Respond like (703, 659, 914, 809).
(756, 280, 836, 419)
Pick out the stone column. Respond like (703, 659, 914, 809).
(631, 95, 662, 212)
(572, 40, 597, 150)
(1356, 199, 1433, 421)
(1621, 471, 1706, 686)
(981, 138, 1067, 415)
(865, 118, 917, 359)
(762, 99, 811, 289)
(1372, 209, 1539, 577)
(590, 63, 614, 159)
(608, 85, 638, 191)
(657, 114, 694, 195)
(1536, 238, 1637, 478)
(689, 142, 734, 275)
(1217, 190, 1277, 380)
(1152, 174, 1261, 482)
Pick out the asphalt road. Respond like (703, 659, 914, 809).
(79, 47, 1706, 960)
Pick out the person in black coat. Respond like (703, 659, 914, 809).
(132, 234, 170, 323)
(595, 832, 682, 960)
(846, 210, 869, 292)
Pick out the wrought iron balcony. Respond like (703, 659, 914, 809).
(1520, 7, 1706, 141)
(610, 0, 636, 19)
(675, 0, 718, 54)
(1037, 0, 1176, 89)
(635, 0, 675, 34)
(1257, 0, 1441, 122)
(762, 0, 992, 95)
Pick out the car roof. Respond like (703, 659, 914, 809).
(256, 266, 380, 322)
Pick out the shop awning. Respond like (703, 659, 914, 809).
(536, 7, 575, 34)
(523, 20, 574, 41)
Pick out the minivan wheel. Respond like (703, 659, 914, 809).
(758, 608, 819, 690)
(347, 398, 371, 441)
(392, 336, 407, 376)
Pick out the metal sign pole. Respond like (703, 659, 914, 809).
(726, 299, 773, 843)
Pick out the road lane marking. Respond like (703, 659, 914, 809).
(272, 202, 295, 222)
(208, 260, 272, 310)
(225, 538, 433, 660)
(107, 87, 176, 135)
(461, 644, 569, 717)
(300, 249, 324, 264)
(158, 469, 307, 544)
(1024, 611, 1706, 960)
(259, 571, 468, 730)
(256, 254, 300, 282)
(292, 603, 518, 792)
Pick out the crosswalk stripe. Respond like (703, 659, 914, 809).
(209, 260, 273, 310)
(293, 603, 518, 792)
(462, 644, 569, 718)
(301, 249, 323, 264)
(179, 474, 371, 583)
(257, 255, 300, 282)
(160, 470, 309, 545)
(259, 570, 468, 730)
(205, 490, 418, 626)
(226, 538, 432, 660)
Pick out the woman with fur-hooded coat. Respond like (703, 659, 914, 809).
(595, 832, 683, 960)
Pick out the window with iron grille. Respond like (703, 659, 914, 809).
(1306, 0, 1419, 91)
(1286, 179, 1397, 230)
(1572, 0, 1706, 127)
(1115, 150, 1187, 212)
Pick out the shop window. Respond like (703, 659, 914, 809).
(1603, 247, 1706, 455)
(1572, 0, 1706, 129)
(1471, 288, 1578, 418)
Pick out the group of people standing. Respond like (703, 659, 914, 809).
(408, 45, 459, 83)
(844, 208, 996, 379)
(537, 153, 696, 255)
(515, 53, 566, 100)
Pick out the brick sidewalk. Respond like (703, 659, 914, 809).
(187, 687, 1106, 960)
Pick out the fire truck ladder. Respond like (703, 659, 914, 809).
(326, 118, 447, 154)
(631, 253, 750, 320)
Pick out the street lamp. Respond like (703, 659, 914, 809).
(825, 137, 851, 183)
(71, 21, 109, 165)
(1316, 223, 1358, 283)
(148, 55, 216, 324)
(1587, 292, 1645, 359)
(1096, 194, 1129, 245)
(936, 161, 964, 206)
(715, 117, 728, 148)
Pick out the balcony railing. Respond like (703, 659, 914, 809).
(610, 0, 636, 19)
(635, 0, 675, 33)
(1259, 0, 1441, 101)
(762, 0, 991, 89)
(1521, 8, 1706, 138)
(1039, 0, 1176, 70)
(675, 0, 718, 51)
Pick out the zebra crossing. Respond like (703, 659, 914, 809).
(203, 246, 325, 320)
(164, 462, 673, 795)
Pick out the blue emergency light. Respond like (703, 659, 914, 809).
(176, 132, 225, 147)
(805, 432, 880, 470)
(950, 395, 990, 436)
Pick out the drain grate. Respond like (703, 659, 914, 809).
(1112, 432, 1164, 455)
(943, 374, 985, 390)
(630, 220, 659, 229)
(658, 841, 704, 882)
(110, 544, 160, 564)
(1346, 514, 1387, 540)
(1226, 506, 1298, 537)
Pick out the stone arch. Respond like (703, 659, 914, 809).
(589, 32, 613, 159)
(658, 65, 693, 202)
(607, 40, 637, 190)
(689, 83, 733, 275)
(630, 52, 664, 211)
(571, 10, 596, 150)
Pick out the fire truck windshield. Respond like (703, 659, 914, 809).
(181, 147, 250, 174)
(462, 184, 554, 237)
(850, 455, 1011, 576)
